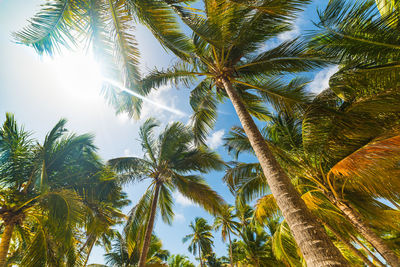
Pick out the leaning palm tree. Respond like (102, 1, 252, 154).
(140, 0, 348, 265)
(224, 95, 400, 266)
(213, 205, 240, 267)
(183, 217, 214, 267)
(108, 118, 225, 267)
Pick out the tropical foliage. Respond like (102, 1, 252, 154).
(3, 0, 400, 266)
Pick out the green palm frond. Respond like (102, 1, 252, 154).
(141, 61, 201, 93)
(125, 188, 153, 254)
(127, 0, 194, 59)
(158, 184, 174, 224)
(272, 222, 302, 267)
(107, 156, 150, 184)
(329, 63, 400, 101)
(254, 194, 280, 224)
(311, 0, 400, 65)
(139, 117, 159, 163)
(237, 39, 327, 76)
(224, 126, 255, 158)
(13, 0, 83, 55)
(172, 174, 225, 215)
(246, 77, 312, 113)
(189, 79, 218, 145)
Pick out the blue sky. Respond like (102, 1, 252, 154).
(0, 0, 336, 264)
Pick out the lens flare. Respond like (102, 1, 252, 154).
(103, 78, 187, 117)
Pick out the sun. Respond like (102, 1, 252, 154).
(47, 50, 103, 102)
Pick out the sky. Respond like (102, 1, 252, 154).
(0, 0, 336, 265)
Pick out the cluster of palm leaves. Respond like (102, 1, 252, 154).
(0, 114, 128, 267)
(4, 0, 400, 265)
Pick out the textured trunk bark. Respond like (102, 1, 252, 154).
(138, 183, 161, 267)
(334, 199, 400, 267)
(222, 78, 348, 267)
(227, 230, 234, 267)
(0, 222, 14, 267)
(199, 245, 203, 267)
(323, 223, 376, 267)
(350, 235, 386, 267)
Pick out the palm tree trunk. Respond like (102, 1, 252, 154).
(323, 223, 376, 267)
(199, 245, 204, 267)
(138, 183, 161, 267)
(333, 199, 400, 266)
(221, 77, 349, 267)
(83, 237, 96, 267)
(0, 222, 14, 267)
(350, 235, 386, 267)
(227, 230, 234, 267)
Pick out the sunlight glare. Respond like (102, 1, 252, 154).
(48, 51, 103, 102)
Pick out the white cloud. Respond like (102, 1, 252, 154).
(308, 66, 339, 95)
(207, 129, 225, 150)
(174, 191, 195, 207)
(278, 24, 300, 42)
(174, 212, 185, 223)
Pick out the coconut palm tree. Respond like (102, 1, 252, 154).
(140, 0, 348, 265)
(0, 115, 84, 265)
(0, 113, 128, 266)
(108, 118, 225, 267)
(213, 205, 240, 267)
(14, 0, 192, 118)
(183, 217, 214, 267)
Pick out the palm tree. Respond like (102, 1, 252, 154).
(15, 0, 191, 118)
(139, 0, 348, 265)
(183, 217, 214, 267)
(213, 205, 240, 267)
(168, 254, 195, 267)
(0, 113, 128, 266)
(309, 6, 400, 265)
(108, 118, 225, 267)
(224, 95, 400, 266)
(0, 115, 83, 265)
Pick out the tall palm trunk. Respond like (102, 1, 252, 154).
(333, 199, 400, 266)
(138, 183, 161, 267)
(227, 230, 234, 267)
(0, 222, 14, 267)
(222, 77, 349, 267)
(323, 223, 376, 267)
(199, 245, 204, 267)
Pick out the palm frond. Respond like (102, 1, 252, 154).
(189, 79, 218, 146)
(127, 0, 194, 59)
(311, 0, 400, 65)
(107, 156, 150, 184)
(13, 0, 83, 55)
(158, 184, 174, 224)
(172, 174, 225, 215)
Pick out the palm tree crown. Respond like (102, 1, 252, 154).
(183, 217, 214, 267)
